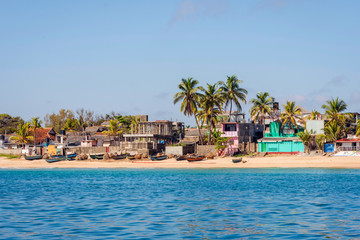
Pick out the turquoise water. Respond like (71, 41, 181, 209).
(0, 169, 360, 239)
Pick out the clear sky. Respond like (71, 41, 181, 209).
(1, 0, 359, 126)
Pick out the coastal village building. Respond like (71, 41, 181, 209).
(220, 122, 264, 155)
(123, 120, 185, 154)
(34, 128, 56, 145)
(335, 138, 360, 152)
(258, 122, 304, 154)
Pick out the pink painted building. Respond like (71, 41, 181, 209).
(220, 122, 239, 156)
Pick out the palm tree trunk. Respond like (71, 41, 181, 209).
(229, 101, 232, 122)
(208, 119, 212, 146)
(208, 110, 215, 145)
(33, 131, 35, 154)
(194, 115, 203, 145)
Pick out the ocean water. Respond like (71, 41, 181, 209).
(0, 169, 360, 239)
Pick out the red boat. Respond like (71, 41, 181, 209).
(186, 155, 206, 162)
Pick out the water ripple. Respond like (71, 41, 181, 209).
(0, 168, 360, 239)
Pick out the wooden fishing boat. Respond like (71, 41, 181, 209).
(186, 155, 206, 162)
(175, 155, 186, 161)
(150, 155, 167, 161)
(127, 155, 136, 160)
(232, 158, 242, 163)
(45, 158, 64, 163)
(112, 154, 127, 160)
(24, 155, 43, 160)
(89, 154, 104, 159)
(66, 153, 77, 161)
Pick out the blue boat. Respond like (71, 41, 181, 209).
(45, 158, 64, 163)
(150, 155, 167, 161)
(66, 153, 77, 160)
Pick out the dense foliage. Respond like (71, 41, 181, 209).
(0, 114, 24, 134)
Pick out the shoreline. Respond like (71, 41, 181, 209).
(1, 156, 360, 169)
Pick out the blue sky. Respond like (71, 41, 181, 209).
(1, 0, 360, 125)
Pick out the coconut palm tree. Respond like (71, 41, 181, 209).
(321, 97, 349, 124)
(356, 119, 360, 136)
(315, 134, 326, 153)
(9, 123, 33, 147)
(323, 120, 341, 142)
(130, 116, 140, 134)
(219, 75, 247, 120)
(30, 117, 43, 145)
(198, 83, 224, 145)
(103, 120, 122, 146)
(298, 130, 312, 154)
(174, 77, 204, 144)
(309, 110, 321, 120)
(280, 101, 302, 130)
(249, 92, 274, 126)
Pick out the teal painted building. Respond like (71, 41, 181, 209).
(258, 122, 305, 153)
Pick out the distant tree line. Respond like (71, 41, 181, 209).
(0, 109, 140, 135)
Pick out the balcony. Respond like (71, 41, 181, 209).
(221, 131, 238, 138)
(339, 146, 360, 151)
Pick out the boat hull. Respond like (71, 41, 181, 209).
(150, 155, 167, 161)
(186, 156, 206, 162)
(112, 154, 127, 160)
(90, 154, 104, 160)
(232, 158, 242, 163)
(24, 155, 43, 160)
(175, 156, 186, 161)
(45, 158, 62, 163)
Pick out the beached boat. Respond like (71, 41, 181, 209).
(175, 155, 187, 161)
(66, 153, 77, 161)
(112, 154, 127, 160)
(150, 155, 167, 161)
(89, 154, 104, 160)
(127, 155, 136, 160)
(45, 158, 64, 163)
(232, 158, 242, 163)
(24, 155, 43, 160)
(186, 155, 206, 162)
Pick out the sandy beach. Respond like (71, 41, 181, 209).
(1, 155, 360, 169)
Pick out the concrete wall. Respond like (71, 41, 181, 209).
(68, 141, 156, 155)
(197, 145, 216, 155)
(238, 142, 257, 153)
(165, 146, 183, 155)
(0, 149, 22, 155)
(306, 120, 324, 134)
(165, 145, 195, 155)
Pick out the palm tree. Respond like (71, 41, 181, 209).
(130, 116, 140, 134)
(219, 75, 247, 120)
(9, 123, 33, 147)
(174, 77, 204, 144)
(356, 119, 360, 136)
(321, 97, 349, 123)
(323, 120, 341, 142)
(315, 134, 326, 153)
(321, 97, 352, 139)
(30, 117, 43, 145)
(280, 101, 302, 130)
(298, 130, 312, 154)
(103, 120, 122, 145)
(198, 83, 224, 145)
(309, 110, 321, 120)
(249, 92, 274, 126)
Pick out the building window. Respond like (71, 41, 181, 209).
(224, 124, 237, 132)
